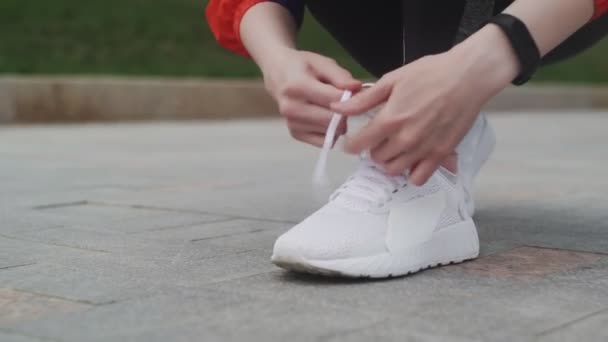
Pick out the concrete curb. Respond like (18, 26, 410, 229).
(0, 76, 277, 123)
(0, 76, 606, 123)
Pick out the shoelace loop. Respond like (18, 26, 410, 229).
(312, 90, 352, 198)
(330, 160, 407, 208)
(312, 87, 407, 206)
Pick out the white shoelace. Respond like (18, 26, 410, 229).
(312, 89, 407, 207)
(330, 159, 407, 208)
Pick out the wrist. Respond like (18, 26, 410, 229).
(257, 46, 298, 75)
(453, 24, 520, 94)
(239, 2, 298, 72)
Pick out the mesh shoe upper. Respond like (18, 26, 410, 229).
(273, 167, 468, 261)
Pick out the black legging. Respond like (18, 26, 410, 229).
(306, 0, 608, 78)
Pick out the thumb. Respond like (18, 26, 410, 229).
(310, 56, 362, 91)
(330, 81, 392, 116)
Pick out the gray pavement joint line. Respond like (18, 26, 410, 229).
(196, 249, 257, 261)
(74, 284, 225, 309)
(1, 287, 106, 307)
(0, 328, 61, 342)
(88, 200, 299, 225)
(0, 233, 110, 254)
(32, 200, 89, 210)
(24, 217, 236, 237)
(524, 244, 608, 256)
(190, 228, 266, 243)
(536, 307, 608, 337)
(128, 217, 237, 234)
(468, 243, 608, 260)
(0, 262, 36, 270)
(203, 270, 277, 287)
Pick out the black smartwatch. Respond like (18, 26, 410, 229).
(483, 13, 541, 86)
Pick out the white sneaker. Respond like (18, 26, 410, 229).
(458, 113, 496, 216)
(272, 89, 492, 278)
(272, 162, 479, 278)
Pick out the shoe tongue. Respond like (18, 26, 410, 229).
(330, 159, 403, 210)
(332, 166, 457, 211)
(437, 167, 458, 185)
(332, 193, 376, 211)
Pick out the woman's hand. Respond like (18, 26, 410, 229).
(262, 49, 361, 147)
(331, 25, 519, 185)
(239, 2, 361, 147)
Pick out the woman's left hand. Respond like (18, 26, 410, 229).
(331, 25, 520, 186)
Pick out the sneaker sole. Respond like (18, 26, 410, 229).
(271, 218, 479, 279)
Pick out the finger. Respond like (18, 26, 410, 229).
(384, 150, 425, 176)
(330, 80, 392, 116)
(409, 158, 441, 186)
(381, 128, 438, 176)
(286, 78, 345, 107)
(343, 114, 397, 155)
(370, 134, 414, 164)
(336, 115, 348, 136)
(369, 139, 391, 163)
(287, 120, 325, 134)
(287, 117, 346, 136)
(280, 101, 334, 128)
(291, 131, 326, 148)
(309, 55, 362, 90)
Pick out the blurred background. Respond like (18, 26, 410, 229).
(1, 0, 607, 84)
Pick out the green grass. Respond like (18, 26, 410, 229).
(1, 0, 606, 83)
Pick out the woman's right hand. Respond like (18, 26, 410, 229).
(261, 49, 361, 147)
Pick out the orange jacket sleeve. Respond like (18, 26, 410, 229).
(593, 0, 608, 19)
(206, 0, 267, 57)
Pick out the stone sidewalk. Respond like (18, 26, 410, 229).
(1, 113, 607, 341)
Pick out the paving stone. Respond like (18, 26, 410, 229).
(6, 288, 383, 342)
(0, 246, 275, 304)
(30, 203, 223, 230)
(2, 218, 268, 255)
(0, 330, 48, 342)
(4, 226, 163, 254)
(0, 288, 91, 326)
(94, 181, 323, 223)
(106, 301, 382, 342)
(537, 308, 608, 342)
(324, 321, 483, 342)
(141, 218, 288, 243)
(0, 261, 36, 273)
(0, 261, 153, 305)
(0, 235, 102, 268)
(450, 246, 606, 280)
(7, 219, 286, 265)
(207, 261, 608, 341)
(1, 212, 67, 235)
(90, 210, 228, 233)
(2, 207, 226, 236)
(475, 202, 608, 254)
(2, 288, 248, 341)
